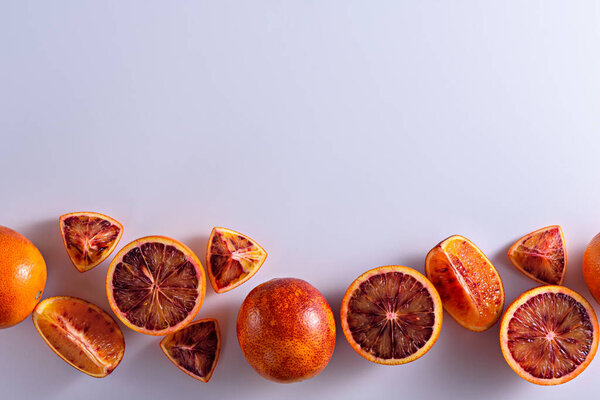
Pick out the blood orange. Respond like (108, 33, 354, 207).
(206, 227, 267, 293)
(60, 212, 123, 272)
(160, 318, 221, 382)
(32, 296, 125, 378)
(499, 286, 598, 385)
(425, 235, 504, 332)
(582, 232, 600, 304)
(508, 225, 566, 285)
(340, 266, 442, 365)
(106, 236, 205, 336)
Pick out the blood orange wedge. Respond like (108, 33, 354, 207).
(425, 235, 504, 332)
(340, 266, 442, 365)
(206, 227, 267, 293)
(160, 318, 221, 382)
(106, 236, 206, 336)
(60, 212, 123, 272)
(32, 296, 125, 378)
(508, 225, 566, 285)
(499, 286, 599, 385)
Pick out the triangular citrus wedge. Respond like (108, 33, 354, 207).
(508, 225, 566, 285)
(206, 227, 267, 293)
(59, 212, 123, 272)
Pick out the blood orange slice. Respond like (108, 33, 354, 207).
(340, 266, 442, 365)
(32, 296, 125, 378)
(160, 318, 221, 382)
(206, 227, 267, 293)
(106, 236, 206, 336)
(425, 235, 504, 332)
(500, 286, 599, 385)
(60, 212, 123, 272)
(508, 225, 566, 285)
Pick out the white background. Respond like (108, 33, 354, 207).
(1, 2, 600, 399)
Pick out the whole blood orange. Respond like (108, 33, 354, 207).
(32, 296, 125, 378)
(0, 226, 47, 328)
(340, 266, 442, 365)
(106, 236, 206, 336)
(508, 225, 566, 285)
(583, 232, 600, 304)
(499, 286, 598, 385)
(237, 278, 336, 383)
(60, 212, 123, 272)
(425, 235, 504, 332)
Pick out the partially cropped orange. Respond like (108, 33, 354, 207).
(0, 226, 47, 328)
(583, 232, 600, 304)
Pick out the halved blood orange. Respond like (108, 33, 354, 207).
(32, 296, 125, 378)
(160, 318, 221, 382)
(60, 212, 123, 272)
(425, 235, 504, 332)
(508, 225, 566, 285)
(500, 286, 599, 385)
(206, 227, 267, 293)
(340, 266, 442, 365)
(106, 236, 206, 336)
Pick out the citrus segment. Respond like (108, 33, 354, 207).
(425, 235, 504, 332)
(340, 266, 442, 365)
(32, 296, 125, 378)
(160, 318, 221, 382)
(60, 212, 123, 272)
(583, 233, 600, 305)
(500, 286, 598, 385)
(207, 227, 267, 293)
(107, 236, 206, 336)
(508, 225, 566, 285)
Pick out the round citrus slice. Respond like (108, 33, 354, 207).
(425, 235, 504, 332)
(160, 318, 221, 382)
(340, 266, 442, 365)
(508, 225, 566, 285)
(32, 296, 125, 378)
(60, 212, 123, 272)
(206, 227, 267, 293)
(106, 236, 206, 336)
(500, 286, 599, 385)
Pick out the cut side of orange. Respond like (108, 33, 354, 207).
(508, 225, 566, 285)
(106, 236, 206, 336)
(500, 286, 598, 385)
(206, 227, 267, 293)
(425, 235, 504, 332)
(160, 318, 221, 382)
(32, 296, 125, 378)
(340, 266, 442, 365)
(60, 212, 123, 272)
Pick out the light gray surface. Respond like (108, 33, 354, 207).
(1, 1, 600, 399)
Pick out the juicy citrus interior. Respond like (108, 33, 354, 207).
(160, 319, 221, 382)
(207, 227, 267, 293)
(107, 236, 205, 335)
(60, 212, 123, 272)
(426, 235, 504, 332)
(508, 225, 565, 285)
(341, 266, 442, 365)
(32, 296, 124, 378)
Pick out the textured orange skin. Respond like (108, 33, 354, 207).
(583, 233, 600, 305)
(237, 278, 336, 383)
(0, 226, 47, 328)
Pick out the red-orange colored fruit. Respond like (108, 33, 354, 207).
(206, 227, 267, 293)
(161, 318, 221, 382)
(425, 235, 504, 332)
(60, 212, 123, 272)
(340, 266, 442, 365)
(32, 296, 125, 378)
(237, 278, 335, 383)
(508, 225, 566, 285)
(583, 232, 600, 305)
(499, 286, 598, 385)
(0, 226, 47, 328)
(106, 236, 206, 336)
